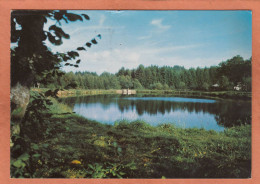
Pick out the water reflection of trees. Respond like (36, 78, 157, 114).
(61, 95, 251, 128)
(60, 95, 120, 107)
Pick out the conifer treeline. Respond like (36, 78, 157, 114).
(45, 55, 251, 91)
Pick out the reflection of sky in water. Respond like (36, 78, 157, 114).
(73, 102, 225, 132)
(124, 97, 216, 103)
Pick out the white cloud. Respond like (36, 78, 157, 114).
(138, 34, 152, 40)
(99, 14, 106, 26)
(62, 47, 141, 74)
(150, 19, 171, 31)
(64, 14, 124, 38)
(62, 44, 208, 74)
(141, 44, 203, 54)
(107, 10, 125, 14)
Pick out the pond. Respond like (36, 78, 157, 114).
(60, 95, 251, 132)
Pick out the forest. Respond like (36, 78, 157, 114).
(43, 55, 252, 92)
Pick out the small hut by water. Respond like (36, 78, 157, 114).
(116, 89, 136, 95)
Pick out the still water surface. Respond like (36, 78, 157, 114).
(61, 95, 251, 132)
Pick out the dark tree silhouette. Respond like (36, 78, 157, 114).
(10, 10, 100, 139)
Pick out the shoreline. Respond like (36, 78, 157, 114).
(31, 88, 252, 100)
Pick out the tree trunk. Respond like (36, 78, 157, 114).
(10, 83, 30, 147)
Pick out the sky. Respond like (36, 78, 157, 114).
(44, 10, 252, 75)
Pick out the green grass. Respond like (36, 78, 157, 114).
(32, 88, 251, 100)
(137, 89, 251, 100)
(32, 88, 117, 98)
(14, 97, 251, 178)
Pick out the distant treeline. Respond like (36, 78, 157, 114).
(43, 55, 251, 91)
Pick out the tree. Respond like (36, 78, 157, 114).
(179, 82, 186, 90)
(202, 82, 209, 91)
(116, 67, 125, 76)
(11, 10, 99, 142)
(119, 76, 133, 89)
(217, 55, 250, 85)
(135, 65, 146, 87)
(149, 82, 163, 90)
(132, 79, 143, 89)
(242, 76, 252, 91)
(219, 76, 230, 90)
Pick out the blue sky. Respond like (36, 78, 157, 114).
(44, 10, 252, 74)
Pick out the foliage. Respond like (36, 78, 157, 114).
(11, 10, 101, 88)
(149, 82, 164, 90)
(85, 163, 125, 178)
(11, 91, 54, 178)
(217, 56, 251, 85)
(10, 11, 103, 178)
(42, 55, 251, 92)
(202, 82, 209, 91)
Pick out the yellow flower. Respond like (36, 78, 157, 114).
(38, 160, 42, 165)
(71, 160, 81, 165)
(194, 153, 197, 157)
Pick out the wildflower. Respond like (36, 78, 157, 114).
(71, 160, 81, 165)
(38, 160, 42, 165)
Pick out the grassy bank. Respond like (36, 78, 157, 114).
(137, 90, 252, 100)
(12, 96, 251, 178)
(32, 88, 117, 97)
(32, 88, 252, 100)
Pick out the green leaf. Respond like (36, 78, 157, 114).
(117, 147, 122, 153)
(77, 47, 86, 51)
(49, 25, 70, 39)
(67, 51, 79, 59)
(81, 14, 90, 20)
(31, 144, 39, 150)
(91, 39, 97, 44)
(88, 164, 94, 170)
(96, 164, 103, 170)
(47, 32, 63, 46)
(13, 160, 25, 168)
(119, 172, 125, 175)
(42, 143, 49, 148)
(54, 12, 63, 21)
(65, 13, 83, 22)
(86, 42, 92, 48)
(32, 153, 41, 158)
(18, 153, 29, 161)
(126, 162, 137, 170)
(113, 142, 118, 147)
(12, 144, 21, 151)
